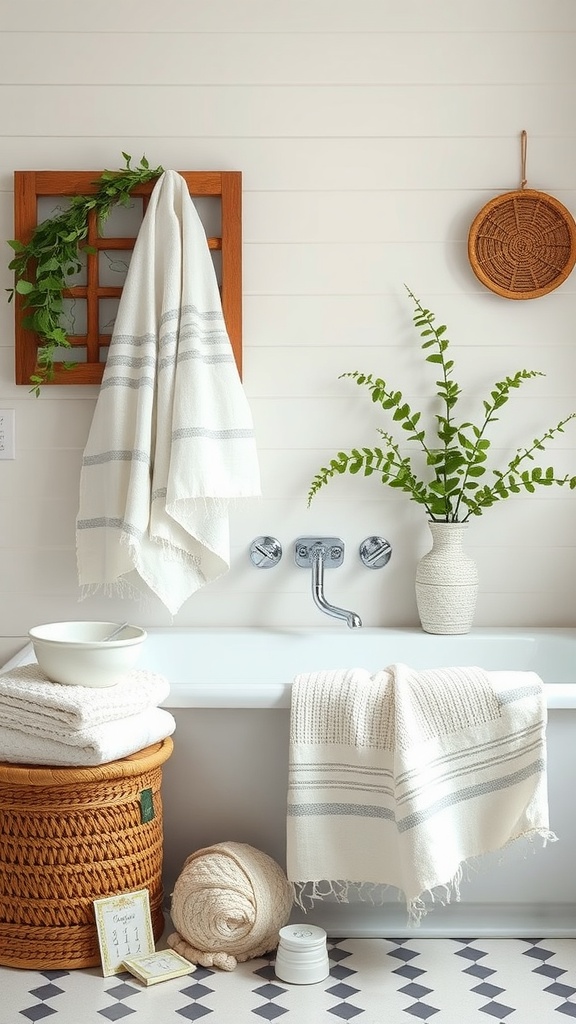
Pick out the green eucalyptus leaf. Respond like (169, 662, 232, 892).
(306, 286, 576, 520)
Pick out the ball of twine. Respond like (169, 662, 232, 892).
(167, 841, 294, 971)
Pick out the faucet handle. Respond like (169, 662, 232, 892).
(249, 536, 283, 568)
(359, 536, 392, 569)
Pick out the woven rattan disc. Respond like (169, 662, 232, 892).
(468, 189, 576, 300)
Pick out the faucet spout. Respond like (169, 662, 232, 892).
(311, 544, 362, 629)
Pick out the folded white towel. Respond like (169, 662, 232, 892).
(76, 169, 261, 615)
(0, 706, 176, 766)
(0, 664, 170, 738)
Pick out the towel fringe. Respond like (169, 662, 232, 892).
(79, 578, 152, 607)
(291, 829, 558, 926)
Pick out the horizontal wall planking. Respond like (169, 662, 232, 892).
(7, 394, 556, 455)
(228, 498, 576, 552)
(245, 345, 576, 399)
(250, 397, 576, 449)
(474, 592, 576, 628)
(2, 183, 576, 248)
(0, 498, 76, 547)
(0, 589, 573, 633)
(0, 446, 82, 498)
(254, 450, 576, 501)
(243, 189, 576, 243)
(1, 33, 574, 87)
(0, 562, 574, 632)
(0, 588, 417, 633)
(0, 542, 405, 604)
(242, 240, 576, 295)
(2, 0, 575, 34)
(1, 137, 576, 192)
(0, 398, 95, 448)
(3, 485, 574, 554)
(243, 291, 576, 349)
(0, 85, 574, 138)
(2, 528, 574, 594)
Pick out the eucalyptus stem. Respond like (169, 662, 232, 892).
(307, 287, 576, 521)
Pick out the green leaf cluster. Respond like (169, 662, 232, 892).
(7, 153, 164, 395)
(308, 287, 576, 521)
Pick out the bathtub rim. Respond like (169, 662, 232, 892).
(3, 626, 576, 710)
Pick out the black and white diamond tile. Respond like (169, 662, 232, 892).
(1, 938, 576, 1023)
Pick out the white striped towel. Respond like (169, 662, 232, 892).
(0, 664, 170, 738)
(0, 706, 176, 766)
(76, 169, 261, 615)
(286, 664, 556, 921)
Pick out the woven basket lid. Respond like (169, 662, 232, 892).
(468, 132, 576, 300)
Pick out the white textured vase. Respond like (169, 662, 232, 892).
(415, 521, 479, 635)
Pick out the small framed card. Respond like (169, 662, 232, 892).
(122, 949, 196, 986)
(93, 889, 155, 976)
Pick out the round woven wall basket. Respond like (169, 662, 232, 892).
(468, 188, 576, 300)
(0, 737, 173, 970)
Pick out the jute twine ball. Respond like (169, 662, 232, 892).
(167, 841, 294, 971)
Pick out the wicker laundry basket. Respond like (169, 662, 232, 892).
(0, 736, 173, 969)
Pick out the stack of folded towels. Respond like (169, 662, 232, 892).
(0, 662, 176, 767)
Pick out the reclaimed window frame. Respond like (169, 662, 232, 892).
(13, 169, 242, 385)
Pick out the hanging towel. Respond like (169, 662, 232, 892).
(0, 664, 170, 737)
(0, 706, 176, 767)
(287, 664, 556, 921)
(76, 169, 261, 615)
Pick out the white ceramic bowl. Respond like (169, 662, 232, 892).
(28, 621, 147, 688)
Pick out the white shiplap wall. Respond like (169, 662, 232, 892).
(0, 0, 575, 662)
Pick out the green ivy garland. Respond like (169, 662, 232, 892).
(7, 153, 164, 395)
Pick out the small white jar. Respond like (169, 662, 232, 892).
(274, 924, 330, 985)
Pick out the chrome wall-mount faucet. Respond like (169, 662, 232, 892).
(249, 534, 392, 628)
(295, 537, 362, 628)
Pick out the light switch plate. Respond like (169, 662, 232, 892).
(0, 410, 15, 460)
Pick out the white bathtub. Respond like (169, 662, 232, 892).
(5, 627, 576, 937)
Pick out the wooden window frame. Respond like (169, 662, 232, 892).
(13, 169, 242, 385)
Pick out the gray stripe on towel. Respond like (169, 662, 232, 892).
(287, 802, 396, 821)
(397, 758, 546, 833)
(76, 517, 143, 539)
(100, 375, 155, 391)
(498, 684, 543, 704)
(172, 427, 255, 441)
(82, 449, 150, 467)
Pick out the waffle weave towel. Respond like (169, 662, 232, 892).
(287, 663, 556, 920)
(0, 664, 169, 737)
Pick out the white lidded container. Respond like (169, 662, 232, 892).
(28, 621, 147, 688)
(274, 924, 330, 985)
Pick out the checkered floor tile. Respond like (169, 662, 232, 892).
(1, 938, 575, 1023)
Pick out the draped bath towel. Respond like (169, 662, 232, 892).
(287, 664, 556, 921)
(0, 664, 170, 738)
(76, 170, 261, 615)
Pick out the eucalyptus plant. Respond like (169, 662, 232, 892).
(7, 153, 164, 394)
(308, 287, 576, 521)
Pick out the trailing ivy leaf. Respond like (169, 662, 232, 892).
(7, 153, 164, 392)
(15, 279, 36, 294)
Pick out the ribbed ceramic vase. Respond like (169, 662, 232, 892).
(415, 521, 479, 635)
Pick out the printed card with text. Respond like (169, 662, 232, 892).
(93, 890, 155, 976)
